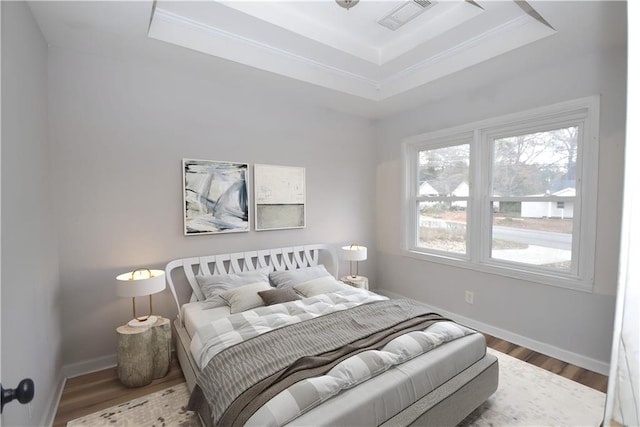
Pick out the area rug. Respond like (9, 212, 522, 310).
(459, 349, 606, 426)
(66, 382, 199, 426)
(67, 349, 606, 426)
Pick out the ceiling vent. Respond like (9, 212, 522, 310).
(378, 0, 436, 31)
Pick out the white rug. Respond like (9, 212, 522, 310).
(67, 349, 606, 426)
(66, 382, 199, 426)
(459, 349, 606, 426)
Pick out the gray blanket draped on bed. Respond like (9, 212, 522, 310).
(189, 298, 449, 427)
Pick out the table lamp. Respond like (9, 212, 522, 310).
(341, 244, 367, 279)
(116, 268, 166, 327)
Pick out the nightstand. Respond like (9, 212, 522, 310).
(340, 275, 369, 290)
(116, 316, 171, 387)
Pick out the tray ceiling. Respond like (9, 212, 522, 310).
(148, 0, 556, 101)
(27, 1, 626, 119)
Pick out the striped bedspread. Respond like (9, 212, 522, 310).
(247, 320, 475, 427)
(189, 291, 474, 427)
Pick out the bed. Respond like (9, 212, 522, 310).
(165, 243, 498, 426)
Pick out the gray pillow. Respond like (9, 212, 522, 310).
(196, 268, 270, 307)
(258, 288, 301, 306)
(220, 282, 272, 314)
(294, 277, 353, 297)
(269, 265, 332, 288)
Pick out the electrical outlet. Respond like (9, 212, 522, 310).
(465, 291, 474, 304)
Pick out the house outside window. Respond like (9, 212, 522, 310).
(403, 97, 600, 291)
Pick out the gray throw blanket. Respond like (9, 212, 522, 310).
(189, 298, 448, 427)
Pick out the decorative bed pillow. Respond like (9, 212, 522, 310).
(293, 276, 353, 297)
(258, 288, 301, 306)
(219, 282, 272, 314)
(196, 268, 270, 307)
(269, 265, 332, 289)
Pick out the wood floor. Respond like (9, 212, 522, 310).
(52, 358, 185, 427)
(52, 336, 608, 426)
(483, 333, 608, 393)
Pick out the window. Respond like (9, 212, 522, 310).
(403, 97, 599, 291)
(416, 138, 471, 255)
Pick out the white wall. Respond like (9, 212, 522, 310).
(1, 2, 62, 425)
(374, 4, 626, 370)
(47, 46, 377, 368)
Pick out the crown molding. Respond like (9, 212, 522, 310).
(150, 8, 381, 99)
(149, 5, 556, 102)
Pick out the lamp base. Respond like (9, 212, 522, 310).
(127, 315, 158, 328)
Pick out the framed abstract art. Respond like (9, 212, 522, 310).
(254, 164, 305, 231)
(183, 159, 249, 235)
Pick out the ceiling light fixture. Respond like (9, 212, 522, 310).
(335, 0, 359, 10)
(378, 0, 435, 31)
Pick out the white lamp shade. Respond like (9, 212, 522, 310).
(341, 245, 367, 262)
(116, 269, 165, 298)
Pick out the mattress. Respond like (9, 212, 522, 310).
(182, 301, 230, 338)
(181, 299, 487, 427)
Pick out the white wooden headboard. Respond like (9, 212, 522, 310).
(165, 244, 338, 320)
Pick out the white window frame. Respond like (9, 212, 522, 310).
(406, 132, 474, 260)
(402, 96, 600, 291)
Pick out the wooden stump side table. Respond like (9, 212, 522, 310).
(116, 316, 171, 387)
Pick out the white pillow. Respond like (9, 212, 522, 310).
(269, 265, 332, 289)
(196, 268, 270, 307)
(219, 282, 272, 314)
(293, 276, 353, 297)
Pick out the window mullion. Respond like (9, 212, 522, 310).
(482, 130, 495, 264)
(468, 130, 484, 262)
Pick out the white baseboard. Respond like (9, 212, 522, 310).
(62, 354, 117, 379)
(48, 356, 118, 426)
(41, 373, 66, 427)
(61, 348, 179, 379)
(377, 288, 610, 375)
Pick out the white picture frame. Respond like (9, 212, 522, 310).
(254, 164, 306, 231)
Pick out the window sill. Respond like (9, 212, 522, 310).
(403, 248, 594, 293)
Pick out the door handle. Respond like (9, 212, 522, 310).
(1, 379, 35, 413)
